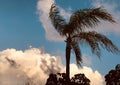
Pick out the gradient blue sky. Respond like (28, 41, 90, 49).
(0, 0, 120, 75)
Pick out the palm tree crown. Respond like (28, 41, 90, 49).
(49, 4, 119, 79)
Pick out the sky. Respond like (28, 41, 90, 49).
(0, 0, 120, 85)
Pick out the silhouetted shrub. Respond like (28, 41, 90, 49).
(105, 64, 120, 85)
(71, 74, 90, 85)
(45, 73, 90, 85)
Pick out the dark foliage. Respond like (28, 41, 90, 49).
(71, 74, 90, 85)
(105, 64, 120, 85)
(45, 73, 90, 85)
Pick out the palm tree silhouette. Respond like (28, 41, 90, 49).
(49, 4, 119, 80)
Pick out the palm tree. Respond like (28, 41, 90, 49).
(49, 4, 119, 80)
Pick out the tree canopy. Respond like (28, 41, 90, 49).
(105, 64, 120, 85)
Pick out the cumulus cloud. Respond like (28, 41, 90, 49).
(0, 48, 105, 85)
(37, 0, 62, 41)
(0, 48, 63, 85)
(37, 0, 71, 41)
(91, 0, 120, 35)
(70, 64, 105, 85)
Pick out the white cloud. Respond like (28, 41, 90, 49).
(70, 64, 105, 85)
(91, 0, 120, 35)
(0, 48, 63, 85)
(37, 0, 62, 41)
(0, 48, 105, 85)
(37, 0, 71, 41)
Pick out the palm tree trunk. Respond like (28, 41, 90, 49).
(66, 37, 71, 81)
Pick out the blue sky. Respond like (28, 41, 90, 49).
(0, 0, 120, 76)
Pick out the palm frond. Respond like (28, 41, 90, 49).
(49, 4, 67, 36)
(72, 31, 119, 57)
(71, 41, 82, 67)
(69, 7, 116, 32)
(94, 32, 119, 54)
